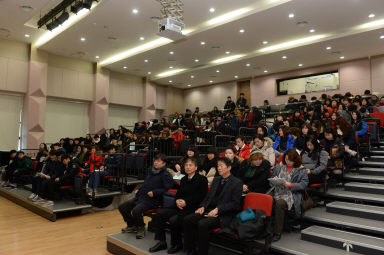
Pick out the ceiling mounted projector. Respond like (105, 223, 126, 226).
(157, 18, 186, 41)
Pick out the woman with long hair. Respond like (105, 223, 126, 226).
(224, 147, 240, 177)
(273, 126, 295, 154)
(301, 136, 328, 185)
(294, 123, 312, 151)
(336, 116, 357, 156)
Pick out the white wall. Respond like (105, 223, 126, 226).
(45, 99, 90, 143)
(108, 104, 139, 129)
(109, 71, 144, 107)
(184, 81, 237, 112)
(0, 93, 23, 150)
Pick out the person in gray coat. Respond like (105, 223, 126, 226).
(301, 136, 328, 185)
(271, 149, 308, 242)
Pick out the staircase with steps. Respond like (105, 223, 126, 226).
(271, 144, 384, 254)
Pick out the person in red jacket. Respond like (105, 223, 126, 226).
(240, 106, 253, 127)
(171, 126, 184, 150)
(234, 135, 250, 162)
(82, 146, 104, 174)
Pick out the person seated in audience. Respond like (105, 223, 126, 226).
(324, 98, 332, 108)
(250, 135, 275, 167)
(119, 154, 173, 239)
(149, 158, 208, 253)
(294, 123, 312, 152)
(234, 135, 251, 162)
(256, 125, 268, 138)
(271, 149, 308, 242)
(289, 110, 304, 128)
(370, 94, 379, 106)
(53, 143, 66, 154)
(78, 146, 89, 166)
(273, 126, 295, 155)
(236, 93, 247, 108)
(174, 147, 200, 176)
(299, 95, 307, 102)
(322, 108, 332, 122)
(330, 100, 338, 113)
(311, 120, 324, 141)
(320, 128, 345, 176)
(30, 150, 61, 202)
(93, 134, 100, 144)
(45, 155, 79, 202)
(336, 117, 357, 157)
(72, 145, 82, 160)
(109, 128, 117, 140)
(11, 151, 33, 184)
(1, 150, 18, 186)
(272, 115, 284, 134)
(183, 157, 242, 255)
(199, 147, 218, 183)
(36, 143, 48, 162)
(227, 112, 239, 135)
(82, 145, 103, 175)
(304, 106, 314, 122)
(214, 115, 226, 134)
(361, 98, 372, 114)
(238, 152, 271, 194)
(351, 111, 368, 142)
(239, 106, 253, 127)
(224, 147, 240, 177)
(301, 136, 328, 185)
(287, 96, 297, 104)
(375, 96, 384, 108)
(87, 145, 121, 193)
(150, 119, 163, 132)
(224, 96, 236, 111)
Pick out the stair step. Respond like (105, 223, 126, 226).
(359, 161, 384, 168)
(301, 226, 384, 255)
(344, 182, 384, 195)
(371, 150, 384, 155)
(326, 188, 384, 205)
(367, 156, 384, 162)
(344, 173, 384, 183)
(358, 167, 384, 176)
(327, 201, 384, 221)
(304, 207, 384, 236)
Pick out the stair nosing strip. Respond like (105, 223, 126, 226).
(327, 204, 384, 214)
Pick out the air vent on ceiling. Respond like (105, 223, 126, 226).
(331, 51, 341, 55)
(296, 21, 309, 27)
(168, 59, 176, 61)
(108, 36, 117, 40)
(211, 46, 221, 49)
(70, 51, 85, 58)
(0, 28, 10, 37)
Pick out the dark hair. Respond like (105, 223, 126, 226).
(364, 90, 371, 95)
(282, 149, 302, 168)
(304, 136, 320, 161)
(10, 150, 17, 155)
(336, 116, 353, 138)
(217, 157, 232, 167)
(351, 110, 362, 122)
(227, 96, 231, 99)
(154, 153, 167, 163)
(279, 125, 290, 139)
(18, 151, 25, 155)
(324, 128, 336, 139)
(254, 135, 265, 142)
(61, 155, 71, 162)
(49, 150, 59, 156)
(225, 147, 236, 154)
(207, 147, 217, 155)
(186, 146, 199, 158)
(240, 93, 244, 96)
(235, 135, 246, 142)
(184, 157, 199, 167)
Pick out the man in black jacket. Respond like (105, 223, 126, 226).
(149, 158, 208, 254)
(183, 157, 243, 255)
(1, 150, 18, 186)
(224, 96, 236, 111)
(46, 155, 79, 201)
(118, 154, 173, 239)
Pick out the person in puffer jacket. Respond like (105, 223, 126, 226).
(250, 135, 275, 168)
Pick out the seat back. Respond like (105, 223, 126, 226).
(366, 122, 379, 145)
(243, 193, 273, 217)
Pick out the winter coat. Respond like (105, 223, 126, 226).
(272, 164, 309, 218)
(250, 138, 275, 167)
(199, 157, 217, 183)
(235, 144, 251, 161)
(273, 135, 295, 153)
(238, 159, 271, 193)
(301, 150, 328, 175)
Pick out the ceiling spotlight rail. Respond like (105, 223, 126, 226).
(37, 0, 98, 31)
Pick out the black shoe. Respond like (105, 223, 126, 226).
(136, 227, 146, 239)
(272, 233, 281, 242)
(121, 226, 137, 233)
(149, 241, 167, 252)
(167, 244, 183, 254)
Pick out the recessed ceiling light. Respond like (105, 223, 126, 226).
(239, 29, 245, 33)
(234, 75, 238, 79)
(380, 35, 384, 39)
(169, 51, 174, 55)
(123, 66, 127, 69)
(95, 56, 100, 59)
(263, 41, 268, 45)
(326, 46, 332, 50)
(298, 64, 303, 67)
(209, 80, 213, 83)
(369, 13, 375, 18)
(24, 34, 30, 38)
(282, 56, 287, 59)
(144, 59, 148, 62)
(209, 8, 215, 13)
(147, 72, 151, 75)
(132, 9, 138, 14)
(340, 56, 345, 59)
(246, 63, 251, 67)
(289, 13, 295, 18)
(216, 70, 220, 73)
(200, 41, 206, 45)
(309, 29, 315, 33)
(169, 66, 173, 69)
(169, 80, 173, 83)
(139, 37, 144, 41)
(225, 51, 231, 54)
(80, 37, 86, 41)
(187, 84, 191, 87)
(264, 70, 268, 73)
(190, 75, 195, 78)
(194, 59, 199, 62)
